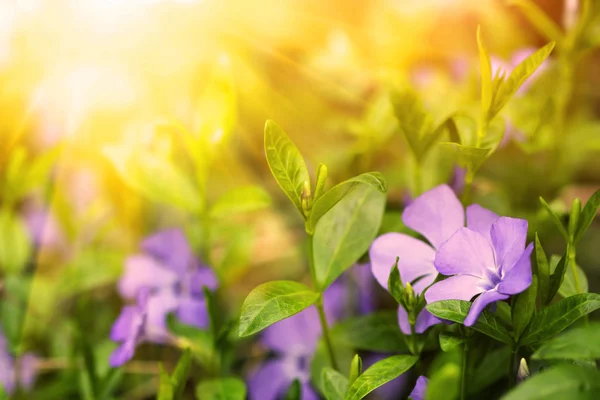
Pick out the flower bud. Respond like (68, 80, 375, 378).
(517, 358, 530, 382)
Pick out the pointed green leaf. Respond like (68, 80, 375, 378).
(264, 120, 310, 217)
(440, 142, 491, 174)
(509, 0, 564, 44)
(439, 332, 465, 352)
(283, 379, 301, 400)
(387, 261, 404, 305)
(209, 185, 271, 218)
(158, 365, 174, 400)
(322, 367, 349, 400)
(477, 26, 493, 115)
(547, 252, 569, 303)
(308, 172, 387, 233)
(519, 293, 600, 346)
(501, 365, 600, 400)
(331, 311, 408, 353)
(559, 263, 588, 298)
(195, 377, 247, 400)
(539, 197, 569, 240)
(390, 90, 436, 161)
(574, 189, 600, 243)
(490, 42, 555, 119)
(345, 355, 418, 400)
(512, 276, 538, 340)
(0, 209, 32, 274)
(313, 182, 386, 290)
(348, 354, 362, 386)
(238, 281, 319, 337)
(171, 349, 192, 400)
(535, 234, 550, 305)
(426, 300, 513, 345)
(532, 322, 600, 361)
(567, 198, 582, 241)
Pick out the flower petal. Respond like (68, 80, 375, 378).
(176, 297, 209, 329)
(498, 242, 533, 295)
(301, 382, 320, 400)
(118, 255, 178, 299)
(110, 306, 139, 342)
(145, 290, 179, 341)
(402, 184, 464, 249)
(369, 233, 436, 294)
(189, 267, 218, 296)
(397, 307, 440, 335)
(464, 290, 509, 326)
(424, 275, 484, 303)
(261, 306, 321, 355)
(18, 353, 38, 390)
(248, 359, 293, 400)
(434, 228, 495, 277)
(141, 229, 195, 275)
(466, 204, 499, 243)
(109, 339, 136, 367)
(490, 217, 528, 273)
(410, 376, 429, 400)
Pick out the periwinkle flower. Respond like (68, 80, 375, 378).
(371, 184, 479, 334)
(247, 282, 348, 400)
(426, 216, 533, 326)
(0, 327, 38, 394)
(409, 376, 428, 400)
(118, 229, 218, 337)
(109, 288, 150, 367)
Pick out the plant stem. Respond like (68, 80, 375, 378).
(568, 244, 582, 294)
(460, 339, 469, 400)
(508, 348, 518, 389)
(461, 170, 474, 206)
(307, 234, 339, 370)
(413, 159, 422, 197)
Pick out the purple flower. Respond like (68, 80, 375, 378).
(370, 185, 471, 334)
(409, 376, 428, 400)
(117, 229, 218, 337)
(426, 216, 533, 326)
(23, 205, 65, 251)
(0, 327, 38, 394)
(247, 282, 348, 400)
(109, 288, 150, 367)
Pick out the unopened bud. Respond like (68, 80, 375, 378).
(517, 358, 530, 382)
(301, 181, 312, 216)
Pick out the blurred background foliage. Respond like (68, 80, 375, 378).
(0, 0, 599, 398)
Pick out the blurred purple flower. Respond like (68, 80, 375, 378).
(109, 288, 150, 367)
(117, 229, 218, 338)
(23, 205, 65, 251)
(0, 327, 38, 394)
(247, 282, 348, 400)
(426, 216, 533, 326)
(409, 376, 428, 400)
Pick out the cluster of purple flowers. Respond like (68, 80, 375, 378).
(109, 229, 218, 367)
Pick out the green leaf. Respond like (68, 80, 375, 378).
(104, 146, 202, 213)
(535, 234, 550, 305)
(477, 26, 493, 116)
(322, 367, 349, 400)
(158, 365, 174, 400)
(308, 172, 387, 233)
(547, 253, 569, 303)
(426, 363, 460, 400)
(558, 263, 588, 298)
(195, 377, 247, 400)
(331, 311, 408, 353)
(390, 90, 437, 161)
(568, 198, 582, 242)
(468, 347, 511, 394)
(171, 349, 192, 400)
(166, 314, 213, 365)
(0, 209, 32, 275)
(97, 367, 124, 400)
(519, 293, 600, 346)
(426, 300, 513, 345)
(345, 355, 418, 400)
(509, 0, 564, 44)
(512, 275, 538, 340)
(500, 364, 600, 400)
(264, 120, 310, 217)
(209, 186, 271, 218)
(283, 379, 301, 400)
(440, 142, 491, 174)
(532, 322, 600, 361)
(490, 41, 555, 119)
(313, 181, 386, 290)
(575, 189, 600, 243)
(539, 197, 569, 240)
(439, 332, 465, 352)
(238, 281, 319, 337)
(387, 261, 404, 305)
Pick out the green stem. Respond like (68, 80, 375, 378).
(460, 339, 469, 400)
(307, 234, 339, 370)
(461, 170, 474, 206)
(568, 245, 582, 294)
(508, 348, 518, 389)
(413, 159, 422, 197)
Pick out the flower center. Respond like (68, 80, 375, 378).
(480, 267, 502, 291)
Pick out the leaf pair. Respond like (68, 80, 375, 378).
(321, 355, 418, 400)
(540, 190, 600, 245)
(157, 349, 192, 400)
